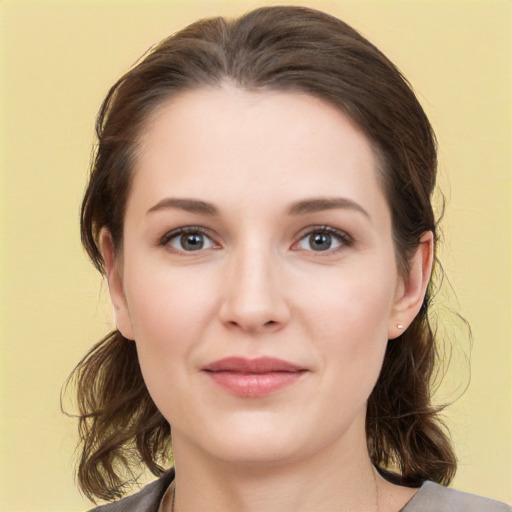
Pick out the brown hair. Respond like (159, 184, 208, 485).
(68, 5, 456, 502)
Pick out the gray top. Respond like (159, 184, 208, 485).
(90, 470, 511, 512)
(401, 481, 510, 511)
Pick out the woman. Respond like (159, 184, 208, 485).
(70, 6, 510, 511)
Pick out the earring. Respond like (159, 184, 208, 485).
(397, 324, 405, 329)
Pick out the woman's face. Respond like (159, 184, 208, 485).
(105, 86, 425, 468)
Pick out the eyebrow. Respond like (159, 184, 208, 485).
(287, 197, 370, 219)
(146, 196, 370, 219)
(147, 198, 219, 216)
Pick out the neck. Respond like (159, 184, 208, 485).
(171, 428, 381, 512)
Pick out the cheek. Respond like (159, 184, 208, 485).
(124, 258, 216, 337)
(122, 265, 223, 424)
(122, 262, 220, 383)
(300, 263, 396, 343)
(299, 263, 396, 392)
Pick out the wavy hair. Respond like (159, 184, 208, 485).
(66, 5, 457, 502)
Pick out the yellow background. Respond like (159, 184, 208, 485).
(0, 0, 510, 510)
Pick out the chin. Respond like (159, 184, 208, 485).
(210, 439, 303, 468)
(178, 413, 310, 467)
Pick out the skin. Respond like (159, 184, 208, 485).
(101, 86, 433, 512)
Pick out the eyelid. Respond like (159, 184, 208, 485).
(291, 225, 354, 252)
(158, 224, 352, 254)
(159, 226, 220, 252)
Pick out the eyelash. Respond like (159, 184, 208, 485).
(159, 225, 353, 254)
(293, 225, 353, 254)
(159, 226, 218, 254)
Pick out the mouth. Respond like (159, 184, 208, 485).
(202, 357, 307, 398)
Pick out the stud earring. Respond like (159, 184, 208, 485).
(397, 324, 405, 329)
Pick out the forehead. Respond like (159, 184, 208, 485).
(139, 85, 373, 158)
(129, 85, 388, 220)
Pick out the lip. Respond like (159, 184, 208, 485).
(202, 357, 307, 398)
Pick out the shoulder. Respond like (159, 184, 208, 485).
(402, 481, 511, 512)
(88, 469, 175, 512)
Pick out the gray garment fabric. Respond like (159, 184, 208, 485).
(88, 470, 174, 512)
(400, 481, 511, 511)
(89, 470, 511, 512)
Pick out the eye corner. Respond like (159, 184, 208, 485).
(292, 225, 354, 254)
(159, 226, 221, 254)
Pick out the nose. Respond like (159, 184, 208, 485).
(218, 244, 291, 334)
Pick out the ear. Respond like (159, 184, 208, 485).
(388, 231, 434, 339)
(99, 229, 135, 340)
